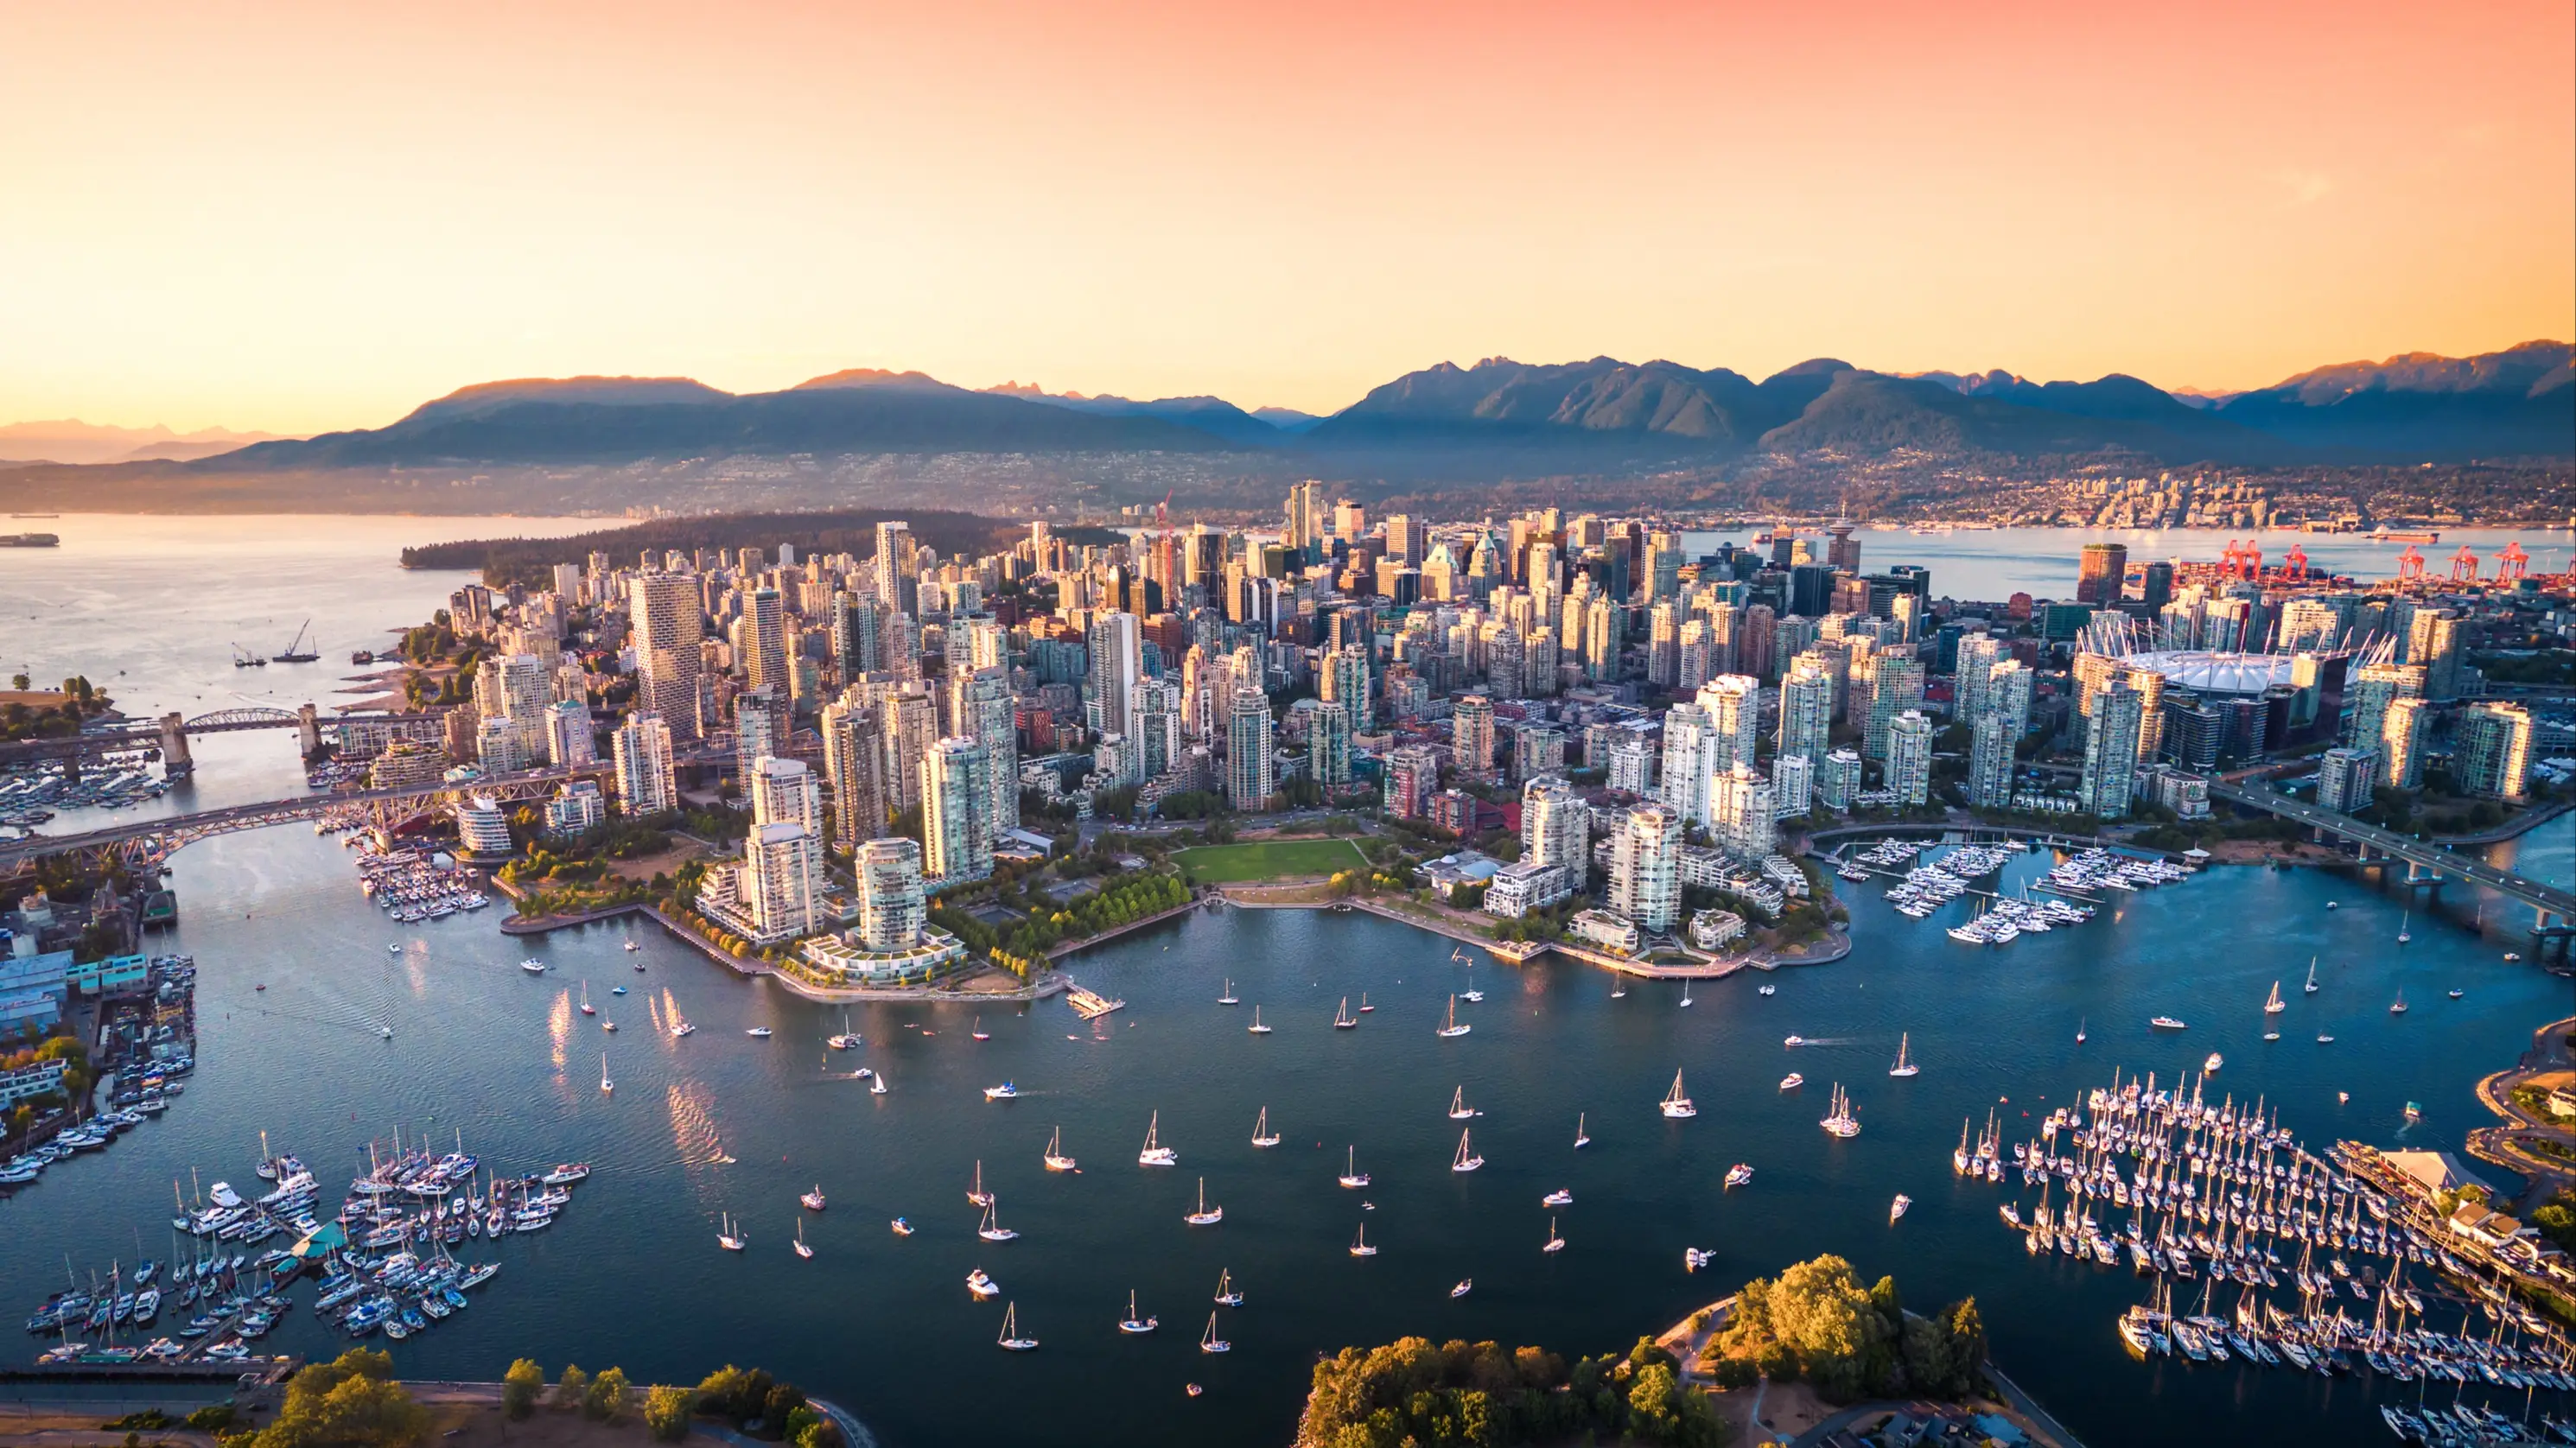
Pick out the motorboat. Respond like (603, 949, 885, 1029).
(746, 1027, 773, 1039)
(1784, 1035, 1806, 1048)
(519, 960, 548, 975)
(1779, 1073, 1803, 1091)
(1685, 1248, 1714, 1272)
(1043, 1127, 1077, 1172)
(624, 940, 640, 952)
(1758, 983, 1775, 996)
(1338, 1146, 1371, 1189)
(1660, 1070, 1696, 1119)
(1725, 1164, 1753, 1189)
(2448, 988, 2465, 999)
(1118, 1291, 1157, 1334)
(984, 1082, 1021, 1101)
(1183, 1178, 1223, 1226)
(1890, 1193, 1911, 1223)
(1451, 1280, 1472, 1299)
(2317, 1032, 2337, 1044)
(966, 1268, 999, 1297)
(2149, 1016, 2186, 1031)
(612, 985, 627, 995)
(1250, 1107, 1280, 1148)
(1542, 1188, 1573, 1207)
(1139, 1111, 1179, 1167)
(891, 1218, 914, 1236)
(2203, 1053, 2223, 1073)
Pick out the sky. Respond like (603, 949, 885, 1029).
(4, 0, 2570, 435)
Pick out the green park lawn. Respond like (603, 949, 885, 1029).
(1171, 837, 1371, 883)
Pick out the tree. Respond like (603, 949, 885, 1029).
(643, 1386, 696, 1443)
(585, 1367, 630, 1422)
(554, 1364, 589, 1412)
(244, 1348, 427, 1448)
(502, 1358, 544, 1419)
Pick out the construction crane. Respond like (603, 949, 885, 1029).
(2449, 544, 2481, 582)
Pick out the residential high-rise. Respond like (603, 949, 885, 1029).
(1452, 695, 1496, 776)
(1512, 724, 1566, 782)
(1385, 743, 1439, 820)
(1955, 634, 2005, 722)
(1676, 619, 1713, 691)
(544, 698, 595, 768)
(2381, 695, 2431, 789)
(882, 683, 938, 811)
(2407, 610, 2464, 701)
(1771, 752, 1813, 818)
(1819, 748, 1862, 810)
(2453, 702, 2534, 802)
(749, 754, 822, 838)
(1777, 654, 1833, 766)
(1225, 684, 1275, 809)
(2316, 746, 2378, 814)
(1886, 709, 1934, 807)
(734, 686, 784, 787)
(1524, 626, 1560, 696)
(1284, 480, 1326, 562)
(1696, 676, 1760, 776)
(1321, 645, 1371, 731)
(2344, 662, 2424, 749)
(611, 713, 675, 816)
(821, 696, 887, 851)
(1856, 655, 1924, 760)
(1709, 761, 1777, 861)
(954, 665, 1021, 833)
(1984, 659, 2034, 741)
(630, 570, 706, 740)
(1312, 700, 1353, 787)
(2078, 682, 2145, 819)
(1658, 702, 1713, 826)
(2076, 543, 2128, 606)
(741, 586, 788, 695)
(1968, 710, 2015, 809)
(856, 838, 927, 951)
(1610, 803, 1680, 935)
(1647, 601, 1681, 689)
(922, 736, 994, 884)
(874, 521, 916, 616)
(1521, 776, 1588, 873)
(1584, 594, 1617, 680)
(746, 822, 821, 940)
(830, 591, 879, 679)
(1085, 611, 1142, 740)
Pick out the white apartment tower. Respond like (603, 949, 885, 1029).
(611, 713, 675, 816)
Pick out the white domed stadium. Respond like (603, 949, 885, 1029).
(2112, 651, 2299, 696)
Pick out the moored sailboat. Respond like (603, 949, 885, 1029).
(1435, 995, 1470, 1038)
(1139, 1111, 1179, 1166)
(1184, 1178, 1223, 1226)
(995, 1303, 1037, 1350)
(1043, 1127, 1078, 1172)
(1451, 1127, 1484, 1172)
(1250, 1108, 1280, 1148)
(1888, 1032, 1919, 1078)
(1338, 1146, 1370, 1189)
(1660, 1069, 1696, 1119)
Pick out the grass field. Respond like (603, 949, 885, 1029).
(1170, 837, 1371, 883)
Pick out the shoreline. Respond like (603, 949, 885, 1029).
(1214, 885, 1853, 978)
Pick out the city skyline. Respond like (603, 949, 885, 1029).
(6, 0, 2570, 435)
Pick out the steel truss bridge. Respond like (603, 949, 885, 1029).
(0, 704, 448, 773)
(0, 766, 607, 876)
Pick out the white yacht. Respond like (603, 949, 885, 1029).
(1572, 1113, 1590, 1149)
(1338, 1146, 1371, 1189)
(1451, 1280, 1472, 1299)
(1725, 1163, 1753, 1189)
(1660, 1069, 1696, 1119)
(965, 1267, 997, 1297)
(983, 1082, 1021, 1101)
(1436, 995, 1471, 1038)
(1820, 1083, 1860, 1138)
(1889, 1193, 1911, 1223)
(1888, 1032, 1919, 1078)
(1779, 1073, 1804, 1091)
(1042, 1127, 1077, 1172)
(995, 1303, 1037, 1351)
(1350, 1224, 1377, 1257)
(1542, 1188, 1572, 1207)
(1183, 1178, 1223, 1226)
(1118, 1290, 1157, 1334)
(977, 1200, 1020, 1242)
(1139, 1111, 1179, 1167)
(1451, 1127, 1484, 1172)
(1250, 1108, 1280, 1148)
(1447, 1085, 1479, 1120)
(1247, 1007, 1271, 1035)
(519, 959, 548, 975)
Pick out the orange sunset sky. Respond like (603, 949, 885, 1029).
(4, 0, 2570, 435)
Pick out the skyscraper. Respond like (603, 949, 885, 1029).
(956, 665, 1021, 833)
(1521, 776, 1588, 872)
(1771, 753, 1813, 817)
(1696, 676, 1760, 777)
(2407, 610, 2464, 701)
(2078, 681, 2145, 818)
(1225, 684, 1275, 809)
(1385, 744, 1440, 820)
(1886, 709, 1934, 807)
(749, 755, 822, 835)
(611, 713, 675, 816)
(1283, 480, 1326, 562)
(1856, 655, 1924, 760)
(747, 821, 821, 940)
(2076, 543, 2128, 606)
(1610, 803, 1680, 935)
(2453, 702, 2534, 801)
(1085, 611, 1142, 740)
(630, 570, 705, 740)
(1452, 695, 1496, 776)
(830, 590, 879, 679)
(857, 838, 928, 951)
(922, 736, 994, 884)
(734, 686, 784, 787)
(1322, 645, 1372, 731)
(874, 521, 916, 616)
(2381, 695, 2430, 789)
(1968, 710, 2015, 810)
(741, 585, 788, 695)
(1658, 702, 1712, 826)
(882, 683, 938, 812)
(2315, 746, 2378, 814)
(544, 698, 595, 768)
(1312, 700, 1353, 787)
(1778, 654, 1834, 767)
(1709, 761, 1777, 861)
(821, 695, 887, 852)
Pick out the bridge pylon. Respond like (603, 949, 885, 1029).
(160, 713, 194, 778)
(296, 703, 321, 759)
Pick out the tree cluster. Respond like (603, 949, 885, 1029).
(234, 1348, 428, 1448)
(1294, 1335, 1723, 1448)
(1700, 1254, 1985, 1402)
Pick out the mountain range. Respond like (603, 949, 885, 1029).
(10, 343, 2567, 490)
(0, 419, 294, 465)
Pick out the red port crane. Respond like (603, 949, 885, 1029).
(2497, 541, 2530, 581)
(2281, 543, 2310, 580)
(2397, 544, 2427, 581)
(2449, 544, 2481, 582)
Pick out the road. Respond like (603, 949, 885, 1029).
(2209, 781, 2575, 922)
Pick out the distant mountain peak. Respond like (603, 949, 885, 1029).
(792, 368, 954, 391)
(402, 376, 731, 425)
